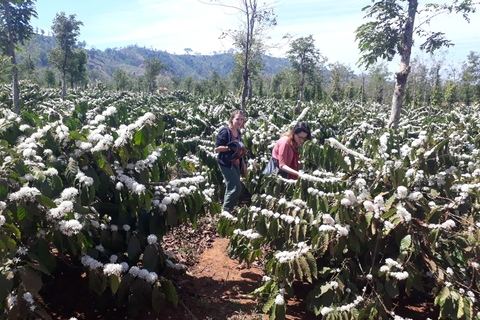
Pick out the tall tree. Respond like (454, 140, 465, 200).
(143, 56, 167, 94)
(462, 51, 480, 104)
(49, 12, 83, 100)
(202, 0, 277, 111)
(43, 68, 55, 88)
(328, 62, 354, 101)
(286, 35, 325, 107)
(0, 0, 37, 113)
(366, 62, 391, 103)
(355, 0, 477, 129)
(68, 48, 87, 89)
(113, 68, 129, 91)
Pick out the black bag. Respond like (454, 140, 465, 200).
(262, 157, 279, 175)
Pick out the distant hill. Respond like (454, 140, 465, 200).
(17, 34, 290, 82)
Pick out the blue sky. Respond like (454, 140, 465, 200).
(32, 0, 480, 73)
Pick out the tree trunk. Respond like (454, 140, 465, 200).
(62, 70, 67, 100)
(389, 0, 418, 130)
(240, 68, 249, 111)
(4, 2, 20, 114)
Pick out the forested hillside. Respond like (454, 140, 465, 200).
(17, 34, 290, 82)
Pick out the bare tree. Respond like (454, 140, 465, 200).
(200, 0, 277, 111)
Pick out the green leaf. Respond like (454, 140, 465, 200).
(434, 286, 450, 307)
(142, 244, 158, 271)
(35, 195, 57, 208)
(19, 267, 42, 293)
(385, 280, 399, 298)
(89, 270, 107, 295)
(109, 275, 120, 294)
(385, 194, 397, 211)
(257, 216, 268, 236)
(434, 138, 450, 153)
(294, 257, 304, 280)
(135, 128, 147, 146)
(127, 236, 142, 262)
(381, 208, 397, 220)
(300, 256, 312, 283)
(152, 284, 166, 313)
(305, 252, 318, 279)
(0, 271, 14, 303)
(161, 279, 178, 307)
(70, 131, 87, 141)
(263, 296, 276, 313)
(17, 204, 28, 220)
(400, 235, 412, 251)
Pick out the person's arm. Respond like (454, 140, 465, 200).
(214, 145, 230, 152)
(215, 128, 230, 152)
(279, 164, 299, 177)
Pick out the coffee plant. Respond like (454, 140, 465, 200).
(0, 81, 479, 319)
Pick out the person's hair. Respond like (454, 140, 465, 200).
(281, 121, 311, 145)
(228, 110, 246, 129)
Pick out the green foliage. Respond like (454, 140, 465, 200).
(355, 0, 477, 69)
(0, 88, 220, 318)
(1, 88, 480, 320)
(144, 55, 167, 94)
(215, 98, 480, 319)
(49, 12, 83, 98)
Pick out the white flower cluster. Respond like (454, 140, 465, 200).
(23, 292, 36, 312)
(169, 174, 206, 187)
(116, 173, 146, 195)
(202, 185, 215, 203)
(220, 210, 238, 222)
(321, 295, 364, 315)
(8, 187, 41, 202)
(363, 195, 386, 219)
(301, 171, 344, 184)
(81, 254, 104, 270)
(47, 200, 74, 220)
(76, 171, 94, 187)
(396, 206, 412, 223)
(198, 144, 217, 158)
(320, 223, 350, 237)
(328, 137, 372, 162)
(112, 112, 156, 148)
(397, 186, 408, 199)
(58, 219, 83, 236)
(129, 266, 159, 283)
(275, 242, 311, 263)
(379, 258, 409, 280)
(341, 190, 357, 207)
(378, 132, 390, 154)
(103, 263, 124, 277)
(147, 234, 158, 245)
(427, 219, 456, 230)
(307, 186, 340, 198)
(233, 228, 261, 240)
(61, 187, 79, 200)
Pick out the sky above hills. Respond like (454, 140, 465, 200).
(32, 0, 480, 73)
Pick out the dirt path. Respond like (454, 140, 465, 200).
(166, 237, 267, 320)
(44, 213, 318, 320)
(158, 236, 318, 320)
